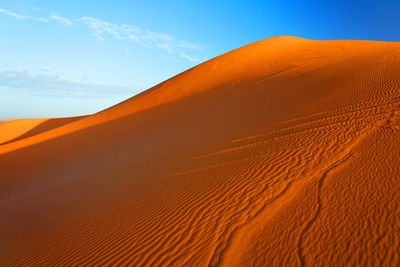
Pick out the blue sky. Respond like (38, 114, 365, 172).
(1, 0, 399, 119)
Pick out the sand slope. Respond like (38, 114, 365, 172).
(0, 116, 85, 145)
(1, 36, 399, 266)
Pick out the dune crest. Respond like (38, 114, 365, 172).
(1, 37, 400, 266)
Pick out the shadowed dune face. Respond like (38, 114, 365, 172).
(1, 36, 400, 266)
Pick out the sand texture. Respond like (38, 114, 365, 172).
(1, 36, 400, 266)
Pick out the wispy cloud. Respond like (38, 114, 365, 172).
(179, 53, 200, 62)
(80, 17, 202, 62)
(0, 7, 47, 22)
(49, 14, 73, 25)
(0, 69, 143, 97)
(0, 7, 203, 62)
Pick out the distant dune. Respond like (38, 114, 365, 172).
(0, 116, 84, 145)
(1, 36, 399, 266)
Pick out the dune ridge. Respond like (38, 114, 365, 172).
(1, 36, 400, 266)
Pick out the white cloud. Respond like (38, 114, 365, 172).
(179, 53, 200, 62)
(156, 43, 173, 53)
(80, 16, 202, 61)
(80, 17, 141, 40)
(0, 7, 47, 22)
(49, 14, 72, 25)
(0, 7, 203, 62)
(0, 69, 143, 97)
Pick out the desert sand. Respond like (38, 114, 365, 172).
(0, 117, 84, 145)
(0, 36, 399, 266)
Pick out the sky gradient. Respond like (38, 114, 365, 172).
(1, 0, 399, 119)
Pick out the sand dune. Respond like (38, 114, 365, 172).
(1, 36, 399, 266)
(0, 116, 85, 145)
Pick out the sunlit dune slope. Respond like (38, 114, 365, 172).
(1, 36, 400, 266)
(0, 116, 85, 145)
(0, 119, 47, 145)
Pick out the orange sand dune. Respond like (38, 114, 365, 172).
(0, 119, 47, 145)
(0, 116, 85, 145)
(1, 36, 400, 266)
